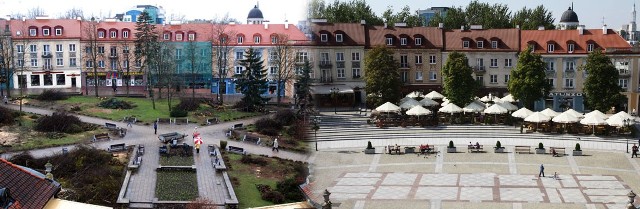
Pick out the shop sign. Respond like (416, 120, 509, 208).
(548, 92, 583, 97)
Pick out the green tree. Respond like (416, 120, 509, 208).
(364, 46, 401, 107)
(507, 47, 550, 109)
(441, 52, 477, 106)
(134, 11, 159, 109)
(295, 60, 312, 116)
(582, 50, 626, 112)
(428, 1, 510, 29)
(236, 48, 269, 112)
(511, 5, 556, 30)
(309, 0, 383, 25)
(428, 7, 465, 29)
(381, 5, 423, 27)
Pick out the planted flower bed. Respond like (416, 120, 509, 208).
(159, 155, 194, 166)
(155, 170, 198, 201)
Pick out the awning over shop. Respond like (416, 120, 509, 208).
(310, 85, 354, 95)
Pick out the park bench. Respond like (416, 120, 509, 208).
(158, 132, 188, 143)
(123, 116, 137, 124)
(108, 143, 126, 152)
(105, 122, 127, 137)
(138, 144, 145, 155)
(232, 123, 244, 130)
(174, 118, 189, 125)
(157, 118, 172, 124)
(242, 134, 261, 145)
(206, 117, 220, 125)
(212, 155, 226, 170)
(468, 145, 484, 153)
(515, 146, 531, 154)
(386, 145, 402, 155)
(226, 145, 247, 155)
(550, 147, 566, 157)
(93, 133, 110, 142)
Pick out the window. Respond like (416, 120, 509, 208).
(123, 31, 129, 38)
(98, 31, 104, 38)
(55, 28, 62, 36)
(336, 52, 344, 61)
(320, 53, 330, 61)
(176, 34, 183, 41)
(547, 43, 555, 52)
(336, 34, 343, 42)
(477, 58, 484, 67)
(135, 60, 142, 68)
(564, 78, 574, 88)
(253, 35, 260, 43)
(110, 31, 117, 38)
(415, 71, 423, 81)
(428, 55, 436, 64)
(30, 75, 40, 86)
(463, 41, 469, 48)
(236, 51, 244, 59)
(269, 66, 278, 74)
(415, 55, 422, 64)
(98, 60, 105, 68)
(619, 79, 629, 88)
(270, 36, 278, 44)
(56, 74, 65, 85)
(110, 60, 117, 70)
(568, 44, 574, 53)
(351, 52, 360, 61)
(400, 55, 408, 68)
(69, 58, 76, 67)
(56, 58, 63, 66)
(415, 38, 422, 45)
(43, 28, 50, 36)
(490, 75, 498, 83)
(491, 41, 498, 49)
(30, 58, 38, 67)
(235, 66, 243, 74)
(43, 74, 53, 86)
(476, 76, 483, 84)
(110, 46, 117, 56)
(320, 34, 328, 42)
(163, 33, 170, 40)
(85, 60, 93, 68)
(490, 59, 498, 67)
(56, 44, 63, 52)
(269, 51, 278, 62)
(587, 44, 594, 52)
(429, 71, 437, 80)
(176, 49, 182, 59)
(400, 38, 407, 45)
(386, 38, 393, 45)
(237, 35, 244, 43)
(43, 45, 50, 54)
(29, 29, 37, 36)
(565, 61, 575, 71)
(504, 59, 512, 67)
(69, 44, 76, 52)
(352, 68, 361, 78)
(85, 46, 92, 54)
(43, 58, 51, 68)
(123, 60, 129, 68)
(29, 44, 37, 52)
(188, 34, 195, 41)
(17, 60, 24, 67)
(337, 68, 345, 78)
(504, 75, 510, 83)
(546, 61, 555, 71)
(546, 78, 555, 88)
(296, 52, 308, 62)
(477, 41, 484, 48)
(401, 71, 409, 83)
(16, 45, 24, 53)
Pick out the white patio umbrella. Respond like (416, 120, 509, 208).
(612, 111, 634, 121)
(511, 107, 534, 119)
(497, 101, 518, 111)
(580, 114, 608, 135)
(439, 103, 463, 114)
(492, 97, 503, 103)
(406, 91, 423, 98)
(400, 97, 412, 103)
(584, 110, 608, 120)
(484, 103, 508, 114)
(524, 112, 551, 123)
(419, 98, 439, 107)
(540, 108, 560, 118)
(463, 102, 485, 113)
(552, 112, 580, 123)
(375, 102, 401, 113)
(563, 109, 584, 118)
(479, 95, 490, 102)
(425, 91, 444, 100)
(406, 105, 432, 118)
(400, 98, 422, 109)
(605, 115, 630, 127)
(501, 94, 517, 103)
(440, 100, 450, 107)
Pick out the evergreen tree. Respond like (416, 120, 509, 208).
(507, 46, 551, 109)
(134, 11, 159, 109)
(364, 46, 402, 107)
(583, 50, 626, 112)
(236, 48, 269, 112)
(295, 60, 312, 109)
(442, 52, 477, 106)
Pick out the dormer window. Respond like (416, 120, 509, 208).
(463, 41, 469, 48)
(271, 36, 278, 44)
(386, 37, 393, 45)
(123, 30, 129, 38)
(163, 33, 170, 40)
(587, 43, 594, 52)
(29, 28, 37, 36)
(491, 41, 498, 49)
(110, 31, 117, 38)
(254, 35, 261, 43)
(176, 34, 183, 41)
(43, 28, 50, 36)
(320, 34, 328, 42)
(98, 31, 105, 38)
(547, 43, 555, 52)
(237, 35, 244, 44)
(336, 34, 343, 42)
(55, 28, 62, 36)
(477, 41, 483, 48)
(415, 38, 422, 45)
(568, 44, 575, 53)
(400, 38, 407, 46)
(188, 33, 195, 41)
(528, 44, 535, 52)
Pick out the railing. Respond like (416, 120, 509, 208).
(352, 61, 360, 68)
(41, 52, 52, 58)
(43, 65, 52, 71)
(319, 60, 332, 68)
(110, 53, 118, 58)
(336, 61, 345, 68)
(400, 63, 409, 68)
(564, 68, 575, 72)
(352, 75, 361, 79)
(473, 66, 485, 73)
(619, 69, 630, 76)
(320, 76, 333, 83)
(55, 52, 63, 57)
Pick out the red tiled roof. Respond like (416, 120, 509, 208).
(0, 158, 60, 209)
(229, 24, 309, 46)
(368, 25, 443, 49)
(10, 19, 82, 39)
(445, 28, 520, 52)
(312, 23, 367, 46)
(521, 29, 631, 54)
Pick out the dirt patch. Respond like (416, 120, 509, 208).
(0, 131, 19, 146)
(86, 108, 113, 114)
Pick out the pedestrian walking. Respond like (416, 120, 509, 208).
(127, 120, 133, 128)
(539, 164, 545, 177)
(3, 96, 7, 104)
(195, 143, 201, 154)
(632, 144, 639, 158)
(272, 138, 279, 152)
(153, 121, 158, 135)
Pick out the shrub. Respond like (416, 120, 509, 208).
(495, 141, 502, 148)
(255, 118, 282, 132)
(256, 184, 272, 194)
(36, 90, 68, 101)
(367, 141, 373, 149)
(220, 140, 227, 150)
(260, 128, 279, 136)
(273, 109, 296, 126)
(34, 111, 84, 133)
(276, 177, 305, 201)
(170, 108, 188, 117)
(0, 106, 15, 126)
(176, 98, 200, 111)
(575, 143, 581, 151)
(98, 98, 135, 109)
(263, 190, 285, 204)
(538, 142, 544, 149)
(448, 140, 455, 148)
(240, 155, 269, 166)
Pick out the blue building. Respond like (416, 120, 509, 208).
(418, 7, 449, 26)
(117, 5, 165, 24)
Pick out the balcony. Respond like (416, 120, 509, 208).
(41, 52, 52, 58)
(473, 66, 486, 74)
(564, 68, 575, 72)
(545, 69, 556, 77)
(619, 69, 631, 77)
(55, 52, 63, 57)
(109, 53, 118, 58)
(318, 60, 332, 68)
(352, 75, 361, 79)
(319, 76, 333, 83)
(336, 61, 345, 68)
(400, 63, 409, 69)
(42, 65, 52, 71)
(352, 61, 360, 68)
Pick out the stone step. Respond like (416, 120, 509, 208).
(129, 202, 154, 208)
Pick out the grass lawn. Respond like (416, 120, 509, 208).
(159, 155, 194, 166)
(155, 170, 198, 201)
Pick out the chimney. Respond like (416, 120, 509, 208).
(285, 24, 289, 29)
(577, 25, 584, 35)
(76, 16, 82, 20)
(438, 22, 444, 29)
(460, 25, 464, 30)
(360, 19, 366, 25)
(264, 22, 268, 29)
(537, 26, 545, 30)
(229, 21, 236, 25)
(516, 25, 520, 29)
(603, 24, 608, 34)
(395, 22, 407, 27)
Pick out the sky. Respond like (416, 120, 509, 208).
(0, 0, 309, 24)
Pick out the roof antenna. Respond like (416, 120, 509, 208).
(602, 16, 606, 26)
(572, 2, 574, 10)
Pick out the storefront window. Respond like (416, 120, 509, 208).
(30, 75, 40, 86)
(545, 97, 553, 110)
(56, 74, 65, 85)
(134, 75, 143, 86)
(43, 74, 53, 86)
(98, 76, 106, 86)
(86, 76, 96, 86)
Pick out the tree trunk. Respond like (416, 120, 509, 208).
(93, 67, 99, 97)
(277, 80, 282, 105)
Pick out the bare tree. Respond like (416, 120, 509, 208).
(116, 39, 136, 97)
(11, 20, 35, 112)
(210, 21, 236, 104)
(59, 8, 85, 20)
(0, 21, 14, 98)
(81, 17, 103, 97)
(271, 33, 300, 105)
(27, 7, 46, 19)
(184, 39, 209, 100)
(155, 41, 177, 110)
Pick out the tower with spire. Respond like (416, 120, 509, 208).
(629, 2, 638, 44)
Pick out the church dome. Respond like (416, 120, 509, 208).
(560, 7, 579, 23)
(248, 5, 263, 19)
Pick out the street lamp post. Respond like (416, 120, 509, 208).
(625, 118, 631, 153)
(331, 87, 339, 114)
(312, 117, 320, 151)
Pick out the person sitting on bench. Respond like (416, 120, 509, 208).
(475, 142, 480, 149)
(419, 144, 427, 154)
(551, 148, 558, 157)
